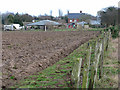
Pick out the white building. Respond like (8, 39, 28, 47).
(90, 20, 101, 25)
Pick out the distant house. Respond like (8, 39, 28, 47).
(90, 19, 101, 25)
(77, 21, 88, 27)
(38, 16, 52, 20)
(67, 11, 85, 28)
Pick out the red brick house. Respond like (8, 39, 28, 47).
(67, 11, 85, 28)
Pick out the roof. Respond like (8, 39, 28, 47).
(68, 13, 85, 19)
(27, 20, 61, 26)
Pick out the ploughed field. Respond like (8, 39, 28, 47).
(2, 31, 100, 87)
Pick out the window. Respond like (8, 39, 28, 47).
(70, 20, 72, 22)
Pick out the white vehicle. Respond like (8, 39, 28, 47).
(4, 24, 24, 31)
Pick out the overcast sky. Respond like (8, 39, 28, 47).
(0, 0, 119, 16)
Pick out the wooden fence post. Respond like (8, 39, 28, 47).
(108, 29, 111, 40)
(99, 37, 104, 79)
(82, 51, 88, 88)
(88, 41, 98, 88)
(86, 46, 92, 88)
(77, 58, 83, 88)
(104, 32, 107, 51)
(99, 31, 106, 79)
(107, 29, 111, 50)
(93, 40, 100, 88)
(71, 58, 82, 88)
(105, 31, 109, 51)
(82, 43, 92, 88)
(93, 40, 102, 88)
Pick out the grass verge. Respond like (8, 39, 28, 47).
(95, 38, 119, 88)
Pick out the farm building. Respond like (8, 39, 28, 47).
(89, 19, 101, 25)
(89, 19, 101, 28)
(27, 20, 62, 31)
(38, 16, 52, 20)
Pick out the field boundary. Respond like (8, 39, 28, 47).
(71, 30, 111, 88)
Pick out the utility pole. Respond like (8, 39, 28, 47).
(50, 10, 52, 16)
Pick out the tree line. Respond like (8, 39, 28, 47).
(2, 12, 34, 26)
(2, 6, 118, 27)
(2, 11, 68, 26)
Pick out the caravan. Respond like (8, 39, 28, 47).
(4, 24, 24, 31)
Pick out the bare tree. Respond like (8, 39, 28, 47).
(98, 6, 118, 26)
(58, 9, 63, 17)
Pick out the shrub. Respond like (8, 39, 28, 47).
(110, 26, 119, 38)
(105, 26, 119, 38)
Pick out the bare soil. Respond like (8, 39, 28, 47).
(2, 31, 100, 88)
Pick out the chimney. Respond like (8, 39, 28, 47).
(68, 11, 69, 14)
(80, 11, 82, 13)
